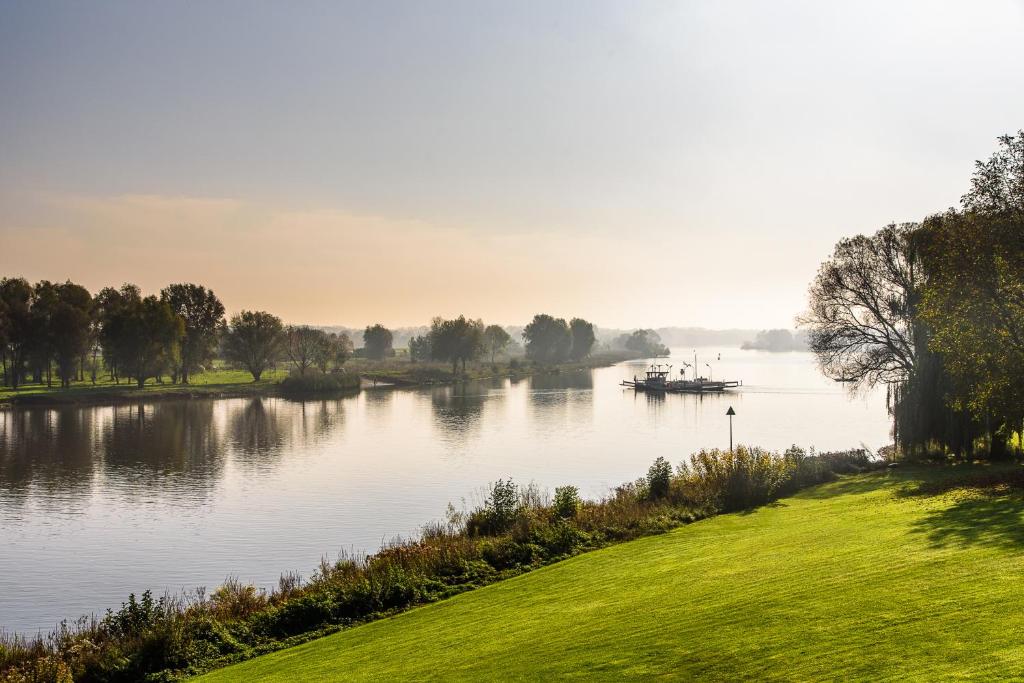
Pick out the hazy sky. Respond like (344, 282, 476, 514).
(2, 1, 1023, 329)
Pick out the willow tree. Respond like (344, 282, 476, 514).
(799, 223, 958, 454)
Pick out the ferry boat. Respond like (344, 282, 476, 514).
(621, 363, 741, 393)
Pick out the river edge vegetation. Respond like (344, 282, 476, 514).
(0, 445, 876, 681)
(802, 130, 1024, 460)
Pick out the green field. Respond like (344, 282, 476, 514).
(0, 366, 289, 403)
(200, 465, 1024, 681)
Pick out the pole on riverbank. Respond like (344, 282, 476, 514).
(726, 406, 735, 452)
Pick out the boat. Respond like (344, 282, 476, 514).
(622, 363, 672, 391)
(621, 362, 741, 394)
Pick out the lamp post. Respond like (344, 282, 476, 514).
(726, 406, 735, 452)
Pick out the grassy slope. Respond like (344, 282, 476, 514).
(200, 466, 1024, 681)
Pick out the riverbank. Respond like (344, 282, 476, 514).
(0, 351, 646, 407)
(0, 446, 878, 681)
(201, 462, 1024, 682)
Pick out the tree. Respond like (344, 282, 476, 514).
(408, 334, 432, 362)
(223, 311, 284, 381)
(618, 329, 669, 357)
(28, 280, 58, 386)
(429, 316, 484, 374)
(51, 281, 93, 388)
(523, 314, 571, 363)
(96, 284, 143, 384)
(322, 332, 353, 371)
(363, 324, 393, 360)
(285, 325, 327, 376)
(799, 223, 921, 389)
(483, 324, 512, 363)
(917, 132, 1024, 456)
(105, 295, 184, 388)
(0, 277, 33, 389)
(161, 283, 225, 384)
(569, 318, 596, 361)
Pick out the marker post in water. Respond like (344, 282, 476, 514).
(726, 406, 736, 452)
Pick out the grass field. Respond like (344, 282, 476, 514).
(199, 465, 1024, 681)
(0, 367, 289, 403)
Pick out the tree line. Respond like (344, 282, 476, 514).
(406, 313, 597, 373)
(0, 281, 380, 388)
(802, 130, 1024, 458)
(0, 280, 612, 390)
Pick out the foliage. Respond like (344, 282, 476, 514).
(646, 456, 672, 500)
(279, 369, 360, 394)
(362, 324, 393, 360)
(523, 314, 572, 363)
(552, 486, 580, 518)
(482, 324, 512, 363)
(408, 334, 432, 362)
(223, 311, 285, 381)
(799, 222, 920, 389)
(161, 283, 226, 384)
(616, 329, 669, 357)
(568, 318, 596, 361)
(427, 316, 485, 374)
(285, 325, 328, 376)
(916, 132, 1024, 457)
(803, 130, 1024, 459)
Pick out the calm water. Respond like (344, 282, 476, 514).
(0, 348, 889, 634)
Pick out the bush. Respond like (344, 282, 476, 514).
(467, 479, 521, 535)
(647, 457, 672, 500)
(553, 486, 581, 518)
(279, 369, 359, 395)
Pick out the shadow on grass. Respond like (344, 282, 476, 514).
(794, 471, 896, 500)
(909, 493, 1024, 550)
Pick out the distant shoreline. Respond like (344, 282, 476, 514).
(0, 351, 643, 409)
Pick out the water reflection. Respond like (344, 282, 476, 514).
(228, 398, 287, 459)
(429, 379, 506, 445)
(0, 407, 99, 500)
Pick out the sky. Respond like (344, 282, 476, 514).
(2, 0, 1023, 329)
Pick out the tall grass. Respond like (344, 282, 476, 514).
(0, 445, 877, 682)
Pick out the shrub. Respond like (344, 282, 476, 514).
(210, 578, 268, 620)
(279, 369, 359, 395)
(467, 479, 521, 535)
(553, 486, 581, 518)
(681, 446, 791, 512)
(647, 457, 672, 500)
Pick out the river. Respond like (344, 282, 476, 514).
(0, 348, 889, 634)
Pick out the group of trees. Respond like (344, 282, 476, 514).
(408, 317, 514, 373)
(802, 130, 1024, 458)
(405, 313, 597, 372)
(0, 280, 365, 387)
(522, 314, 596, 363)
(0, 280, 219, 389)
(615, 329, 670, 357)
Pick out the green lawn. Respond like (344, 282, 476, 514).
(199, 465, 1024, 681)
(0, 366, 288, 403)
